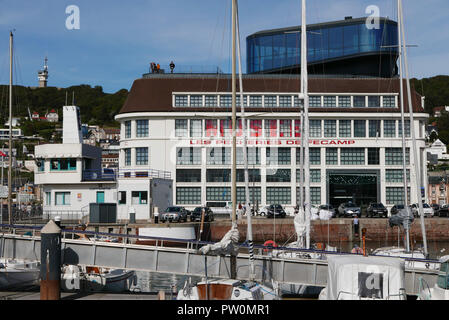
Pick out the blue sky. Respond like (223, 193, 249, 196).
(0, 0, 448, 93)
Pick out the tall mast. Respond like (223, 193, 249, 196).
(231, 0, 237, 226)
(397, 0, 410, 252)
(235, 4, 255, 281)
(8, 31, 13, 226)
(398, 0, 428, 257)
(301, 0, 311, 249)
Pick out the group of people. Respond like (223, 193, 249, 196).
(150, 61, 176, 74)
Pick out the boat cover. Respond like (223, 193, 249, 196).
(319, 210, 333, 221)
(199, 223, 239, 256)
(294, 212, 306, 248)
(324, 255, 405, 300)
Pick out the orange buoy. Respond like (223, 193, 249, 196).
(263, 240, 278, 252)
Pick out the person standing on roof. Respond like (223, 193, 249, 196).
(170, 61, 175, 73)
(156, 63, 160, 73)
(150, 62, 155, 73)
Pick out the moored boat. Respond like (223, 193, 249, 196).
(0, 258, 40, 290)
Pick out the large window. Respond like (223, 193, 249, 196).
(50, 159, 76, 171)
(368, 96, 381, 108)
(398, 120, 411, 137)
(125, 121, 131, 139)
(385, 148, 410, 165)
(175, 95, 188, 107)
(132, 191, 148, 204)
(250, 120, 262, 137)
(220, 95, 232, 107)
(124, 149, 131, 166)
(266, 148, 290, 165)
(279, 96, 292, 108)
(136, 147, 148, 165)
(177, 187, 201, 205)
(177, 169, 201, 182)
(220, 119, 232, 137)
(206, 169, 230, 182)
(341, 148, 365, 165)
(45, 192, 51, 205)
(205, 95, 217, 107)
(237, 187, 261, 204)
(175, 119, 188, 137)
(205, 119, 218, 137)
(383, 96, 396, 108)
(279, 120, 292, 137)
(338, 96, 351, 108)
(369, 120, 381, 138)
(265, 120, 277, 137)
(339, 120, 351, 137)
(386, 169, 410, 183)
(266, 187, 291, 204)
(310, 148, 321, 165)
(386, 187, 410, 205)
(368, 148, 380, 165)
(177, 147, 201, 165)
(207, 187, 230, 201)
(326, 148, 338, 165)
(207, 147, 231, 165)
(249, 95, 262, 107)
(265, 96, 277, 107)
(354, 120, 366, 137)
(136, 120, 149, 137)
(190, 95, 203, 107)
(266, 169, 291, 182)
(310, 120, 322, 137)
(190, 119, 202, 137)
(296, 187, 320, 205)
(384, 120, 396, 137)
(237, 169, 261, 182)
(310, 96, 322, 107)
(118, 191, 126, 205)
(297, 169, 320, 183)
(324, 120, 337, 137)
(323, 96, 337, 108)
(353, 96, 366, 108)
(55, 192, 70, 205)
(237, 148, 260, 165)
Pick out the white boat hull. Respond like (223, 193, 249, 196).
(0, 259, 40, 289)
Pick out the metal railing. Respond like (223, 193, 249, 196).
(118, 168, 171, 179)
(82, 169, 117, 181)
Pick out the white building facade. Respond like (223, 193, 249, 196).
(115, 75, 429, 214)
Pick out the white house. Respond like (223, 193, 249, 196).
(426, 139, 449, 161)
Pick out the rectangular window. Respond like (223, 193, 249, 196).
(205, 119, 218, 137)
(279, 96, 292, 108)
(369, 120, 381, 138)
(132, 191, 148, 204)
(384, 120, 396, 137)
(354, 120, 366, 137)
(386, 169, 411, 183)
(124, 149, 131, 166)
(338, 96, 351, 108)
(279, 120, 292, 137)
(118, 191, 126, 204)
(174, 95, 188, 107)
(136, 120, 149, 137)
(326, 148, 338, 165)
(220, 119, 232, 137)
(310, 120, 322, 138)
(266, 187, 291, 204)
(266, 169, 291, 182)
(250, 120, 262, 137)
(206, 169, 230, 182)
(237, 187, 261, 204)
(37, 160, 45, 172)
(205, 95, 217, 107)
(236, 169, 261, 183)
(311, 187, 321, 205)
(341, 148, 365, 165)
(383, 96, 396, 108)
(55, 192, 70, 205)
(236, 95, 248, 107)
(294, 96, 303, 108)
(50, 159, 77, 171)
(309, 96, 322, 107)
(136, 147, 148, 165)
(353, 96, 366, 108)
(176, 187, 201, 205)
(190, 95, 203, 107)
(190, 119, 202, 137)
(237, 147, 260, 165)
(220, 95, 232, 108)
(368, 96, 381, 108)
(249, 95, 262, 107)
(297, 169, 321, 183)
(385, 148, 410, 165)
(368, 148, 380, 165)
(386, 187, 410, 205)
(175, 119, 188, 137)
(265, 96, 277, 107)
(266, 148, 291, 165)
(207, 187, 230, 201)
(294, 120, 301, 137)
(323, 96, 337, 108)
(177, 169, 202, 183)
(265, 120, 277, 137)
(310, 148, 321, 165)
(339, 120, 352, 137)
(398, 120, 411, 137)
(45, 192, 51, 205)
(207, 147, 231, 165)
(125, 121, 131, 139)
(176, 147, 201, 165)
(324, 120, 337, 137)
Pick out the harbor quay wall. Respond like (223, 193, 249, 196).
(206, 218, 449, 244)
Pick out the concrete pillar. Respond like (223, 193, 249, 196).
(40, 220, 61, 300)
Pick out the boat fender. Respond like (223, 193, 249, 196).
(263, 240, 278, 252)
(425, 262, 430, 269)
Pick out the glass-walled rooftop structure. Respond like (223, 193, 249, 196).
(247, 17, 398, 78)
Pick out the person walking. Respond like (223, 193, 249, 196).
(353, 215, 360, 237)
(169, 61, 175, 73)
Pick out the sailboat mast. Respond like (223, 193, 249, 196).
(231, 0, 237, 226)
(8, 31, 13, 226)
(235, 5, 255, 280)
(301, 0, 311, 249)
(398, 0, 428, 257)
(397, 0, 410, 253)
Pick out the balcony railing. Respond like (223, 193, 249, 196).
(82, 169, 117, 181)
(118, 168, 171, 180)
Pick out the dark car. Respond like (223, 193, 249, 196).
(431, 204, 440, 214)
(390, 204, 405, 216)
(389, 207, 414, 228)
(337, 202, 361, 218)
(266, 204, 286, 218)
(159, 206, 188, 222)
(319, 204, 337, 218)
(367, 203, 388, 218)
(191, 207, 214, 222)
(438, 204, 449, 217)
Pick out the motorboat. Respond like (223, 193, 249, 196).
(319, 255, 407, 300)
(418, 255, 449, 300)
(371, 246, 439, 270)
(61, 264, 136, 292)
(0, 258, 40, 289)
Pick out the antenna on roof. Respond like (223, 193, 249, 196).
(72, 91, 75, 105)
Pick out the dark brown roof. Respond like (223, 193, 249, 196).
(118, 75, 424, 115)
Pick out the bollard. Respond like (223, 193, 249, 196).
(40, 220, 62, 300)
(54, 216, 61, 228)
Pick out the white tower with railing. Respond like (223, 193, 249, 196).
(38, 57, 49, 88)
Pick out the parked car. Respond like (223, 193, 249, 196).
(431, 203, 440, 214)
(319, 204, 337, 218)
(411, 203, 434, 218)
(190, 207, 214, 222)
(367, 203, 388, 218)
(438, 204, 449, 217)
(266, 204, 286, 218)
(159, 206, 188, 222)
(337, 202, 361, 218)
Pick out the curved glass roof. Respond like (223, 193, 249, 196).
(246, 17, 398, 75)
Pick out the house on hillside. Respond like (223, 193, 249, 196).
(46, 109, 59, 122)
(31, 112, 40, 120)
(433, 106, 449, 118)
(104, 128, 120, 141)
(427, 139, 449, 162)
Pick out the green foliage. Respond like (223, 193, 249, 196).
(411, 75, 449, 114)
